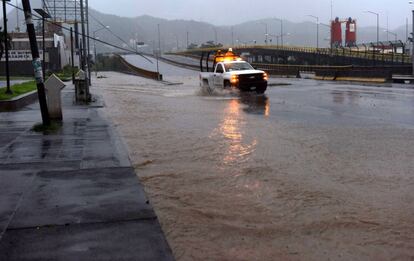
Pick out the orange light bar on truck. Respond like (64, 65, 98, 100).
(214, 48, 243, 63)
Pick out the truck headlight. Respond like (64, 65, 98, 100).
(230, 75, 239, 84)
(263, 73, 269, 81)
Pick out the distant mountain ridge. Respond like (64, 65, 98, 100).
(4, 3, 411, 53)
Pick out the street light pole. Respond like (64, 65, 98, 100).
(366, 11, 379, 49)
(212, 27, 218, 44)
(2, 0, 11, 94)
(260, 22, 268, 45)
(34, 9, 51, 80)
(275, 18, 284, 46)
(308, 15, 319, 49)
(70, 27, 75, 83)
(92, 25, 109, 77)
(157, 23, 161, 81)
(385, 30, 397, 41)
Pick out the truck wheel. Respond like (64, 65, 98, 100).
(224, 81, 231, 89)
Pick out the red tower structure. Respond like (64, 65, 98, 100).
(331, 17, 342, 48)
(345, 18, 357, 47)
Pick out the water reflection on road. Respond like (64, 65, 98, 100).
(212, 99, 258, 166)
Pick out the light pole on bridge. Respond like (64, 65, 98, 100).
(274, 18, 284, 47)
(365, 11, 380, 50)
(384, 30, 397, 42)
(260, 22, 268, 45)
(307, 15, 319, 49)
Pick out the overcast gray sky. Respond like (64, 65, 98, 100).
(86, 0, 410, 29)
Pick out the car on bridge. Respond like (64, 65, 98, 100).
(199, 49, 268, 94)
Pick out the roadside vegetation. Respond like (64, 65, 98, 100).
(0, 81, 36, 101)
(50, 65, 77, 82)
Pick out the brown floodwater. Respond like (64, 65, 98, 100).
(95, 69, 414, 261)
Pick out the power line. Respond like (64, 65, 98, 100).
(88, 11, 135, 52)
(6, 1, 152, 63)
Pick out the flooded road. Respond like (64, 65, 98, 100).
(95, 57, 414, 260)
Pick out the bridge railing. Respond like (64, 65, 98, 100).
(179, 45, 411, 64)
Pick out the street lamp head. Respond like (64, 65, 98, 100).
(364, 10, 379, 16)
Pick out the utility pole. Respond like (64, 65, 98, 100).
(86, 0, 91, 85)
(186, 31, 189, 48)
(42, 16, 46, 79)
(412, 9, 414, 76)
(2, 0, 11, 94)
(157, 24, 161, 81)
(15, 0, 19, 32)
(80, 1, 87, 72)
(22, 0, 50, 126)
(70, 27, 75, 83)
(80, 0, 90, 98)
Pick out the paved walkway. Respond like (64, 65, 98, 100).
(0, 84, 174, 260)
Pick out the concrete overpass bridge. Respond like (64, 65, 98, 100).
(177, 45, 411, 67)
(166, 45, 412, 82)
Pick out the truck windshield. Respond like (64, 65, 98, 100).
(224, 63, 254, 72)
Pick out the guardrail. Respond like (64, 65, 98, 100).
(115, 55, 162, 80)
(253, 63, 412, 75)
(178, 45, 411, 64)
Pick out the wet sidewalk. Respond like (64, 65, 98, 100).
(0, 84, 174, 260)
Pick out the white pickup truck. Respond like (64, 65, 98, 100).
(199, 50, 268, 94)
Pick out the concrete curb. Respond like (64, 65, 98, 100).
(0, 91, 38, 112)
